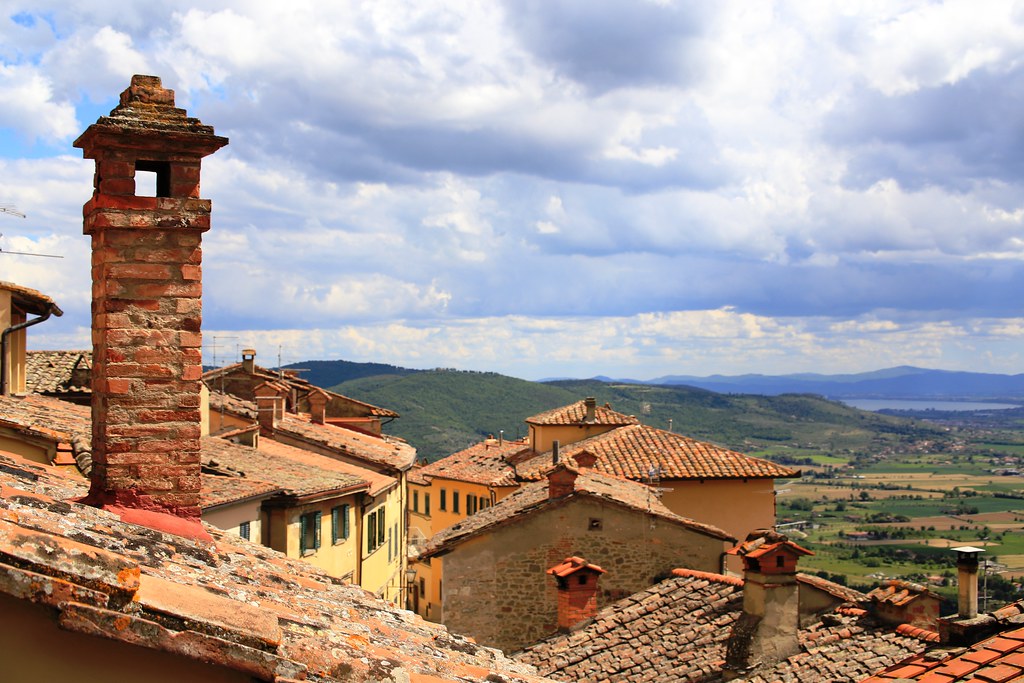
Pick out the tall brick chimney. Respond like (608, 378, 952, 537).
(255, 381, 287, 436)
(725, 531, 812, 676)
(547, 557, 605, 631)
(74, 75, 227, 539)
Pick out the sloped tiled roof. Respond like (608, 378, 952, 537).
(25, 349, 92, 394)
(201, 473, 281, 509)
(0, 449, 551, 682)
(420, 470, 734, 559)
(204, 362, 399, 418)
(0, 280, 63, 316)
(209, 391, 416, 471)
(516, 423, 799, 482)
(867, 580, 941, 607)
(416, 438, 529, 487)
(517, 570, 931, 683)
(526, 400, 640, 426)
(0, 393, 93, 470)
(862, 619, 1024, 682)
(202, 437, 368, 499)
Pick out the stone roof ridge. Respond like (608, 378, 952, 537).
(796, 572, 868, 604)
(548, 557, 606, 578)
(671, 567, 745, 588)
(894, 623, 941, 642)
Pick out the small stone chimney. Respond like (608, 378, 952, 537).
(75, 75, 227, 539)
(547, 462, 579, 499)
(583, 397, 596, 423)
(254, 381, 287, 436)
(953, 546, 982, 619)
(725, 531, 812, 676)
(307, 387, 328, 425)
(551, 439, 560, 466)
(241, 348, 257, 374)
(548, 557, 605, 631)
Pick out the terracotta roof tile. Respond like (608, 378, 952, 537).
(202, 437, 368, 499)
(518, 571, 928, 682)
(420, 470, 734, 559)
(416, 438, 528, 487)
(0, 449, 551, 682)
(204, 363, 399, 417)
(25, 349, 92, 394)
(868, 579, 942, 607)
(864, 605, 1024, 682)
(517, 423, 798, 482)
(526, 400, 640, 426)
(209, 391, 416, 471)
(200, 470, 281, 509)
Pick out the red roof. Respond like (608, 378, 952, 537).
(416, 438, 527, 487)
(517, 423, 798, 482)
(862, 623, 1024, 682)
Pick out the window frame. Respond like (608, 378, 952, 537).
(299, 511, 322, 556)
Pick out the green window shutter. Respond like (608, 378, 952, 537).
(425, 493, 430, 515)
(300, 514, 308, 554)
(367, 511, 375, 553)
(331, 507, 339, 544)
(342, 504, 350, 539)
(313, 511, 322, 550)
(378, 508, 385, 545)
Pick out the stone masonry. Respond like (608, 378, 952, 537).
(74, 75, 227, 525)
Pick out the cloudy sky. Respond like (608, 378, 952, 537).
(2, 1, 1023, 380)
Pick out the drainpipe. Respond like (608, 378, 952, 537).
(1, 304, 60, 396)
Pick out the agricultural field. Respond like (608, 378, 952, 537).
(772, 434, 1024, 609)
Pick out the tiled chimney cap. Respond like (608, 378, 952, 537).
(548, 557, 606, 578)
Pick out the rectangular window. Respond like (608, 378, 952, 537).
(413, 490, 419, 513)
(300, 511, 321, 556)
(425, 493, 431, 516)
(367, 507, 388, 554)
(372, 509, 380, 552)
(239, 520, 251, 541)
(332, 504, 350, 544)
(452, 490, 460, 514)
(440, 488, 447, 511)
(467, 495, 476, 515)
(387, 526, 393, 563)
(480, 496, 488, 510)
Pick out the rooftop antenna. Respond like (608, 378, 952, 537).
(0, 204, 63, 258)
(206, 334, 237, 368)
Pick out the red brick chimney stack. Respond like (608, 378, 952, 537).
(241, 348, 257, 375)
(74, 75, 227, 539)
(548, 557, 605, 631)
(255, 381, 287, 436)
(547, 462, 579, 499)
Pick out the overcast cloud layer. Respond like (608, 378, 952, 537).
(2, 0, 1023, 379)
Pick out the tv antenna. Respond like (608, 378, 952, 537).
(1, 207, 63, 258)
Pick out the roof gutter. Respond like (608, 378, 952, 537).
(1, 303, 62, 396)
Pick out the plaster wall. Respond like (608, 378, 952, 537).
(659, 477, 776, 545)
(0, 593, 253, 683)
(203, 499, 262, 541)
(529, 423, 619, 453)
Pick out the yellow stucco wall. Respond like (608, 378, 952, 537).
(0, 430, 53, 464)
(659, 477, 777, 547)
(360, 483, 406, 603)
(266, 492, 362, 583)
(529, 423, 619, 453)
(0, 291, 29, 394)
(203, 499, 263, 543)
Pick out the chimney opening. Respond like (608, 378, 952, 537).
(135, 159, 171, 197)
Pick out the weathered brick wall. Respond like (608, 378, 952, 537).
(87, 221, 206, 517)
(441, 497, 727, 653)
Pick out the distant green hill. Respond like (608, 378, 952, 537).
(332, 370, 577, 460)
(330, 369, 947, 462)
(282, 359, 420, 388)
